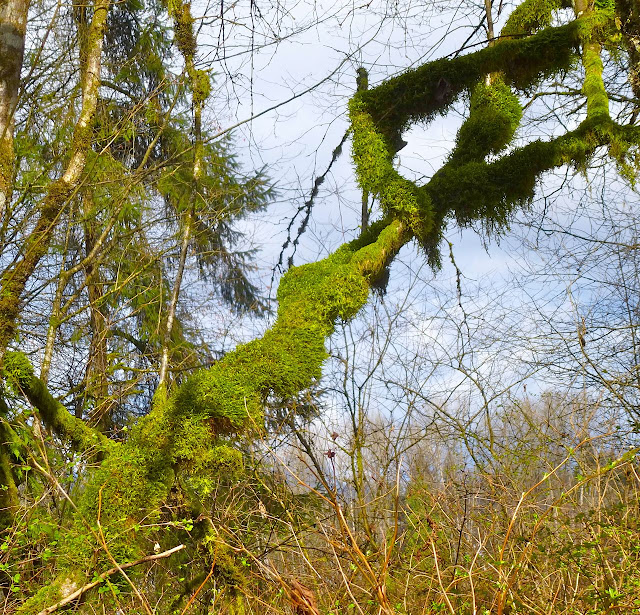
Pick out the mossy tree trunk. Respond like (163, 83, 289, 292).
(0, 0, 29, 527)
(0, 0, 111, 532)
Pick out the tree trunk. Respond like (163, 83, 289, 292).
(0, 0, 29, 225)
(82, 191, 112, 429)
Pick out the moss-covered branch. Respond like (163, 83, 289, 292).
(349, 4, 628, 265)
(356, 21, 582, 134)
(425, 118, 632, 227)
(2, 352, 111, 454)
(17, 218, 409, 613)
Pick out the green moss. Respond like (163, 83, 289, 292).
(18, 223, 409, 603)
(71, 222, 406, 553)
(276, 250, 369, 326)
(2, 350, 33, 392)
(2, 352, 111, 453)
(16, 573, 84, 615)
(355, 23, 578, 136)
(582, 43, 609, 119)
(502, 0, 562, 38)
(182, 445, 244, 496)
(350, 218, 408, 275)
(575, 8, 617, 43)
(349, 98, 433, 239)
(192, 69, 211, 105)
(0, 136, 14, 198)
(71, 123, 94, 154)
(168, 218, 406, 455)
(78, 442, 173, 530)
(346, 7, 626, 265)
(451, 76, 523, 164)
(426, 118, 624, 231)
(169, 1, 196, 59)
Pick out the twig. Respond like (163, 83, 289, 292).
(37, 545, 185, 615)
(180, 552, 218, 615)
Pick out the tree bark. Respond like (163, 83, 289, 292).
(0, 0, 29, 225)
(0, 0, 31, 531)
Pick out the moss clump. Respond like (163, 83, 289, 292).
(575, 8, 617, 43)
(349, 98, 434, 240)
(77, 441, 173, 535)
(172, 362, 263, 435)
(0, 137, 14, 200)
(192, 69, 211, 105)
(2, 350, 33, 393)
(451, 76, 523, 164)
(69, 398, 175, 567)
(502, 0, 562, 37)
(276, 248, 370, 327)
(168, 0, 196, 59)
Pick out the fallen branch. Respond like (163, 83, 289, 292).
(37, 544, 186, 615)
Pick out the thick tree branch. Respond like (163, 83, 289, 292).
(3, 352, 111, 453)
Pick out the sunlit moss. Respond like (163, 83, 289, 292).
(2, 352, 111, 453)
(451, 76, 523, 164)
(502, 0, 562, 37)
